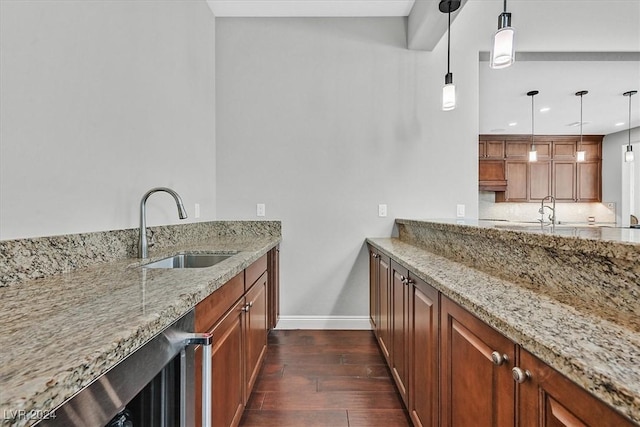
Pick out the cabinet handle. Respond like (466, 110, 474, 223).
(512, 367, 531, 383)
(372, 253, 378, 259)
(491, 351, 509, 366)
(249, 301, 254, 308)
(406, 278, 414, 286)
(242, 304, 250, 312)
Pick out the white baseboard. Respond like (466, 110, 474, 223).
(275, 315, 372, 330)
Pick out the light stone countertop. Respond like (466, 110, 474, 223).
(0, 234, 280, 426)
(367, 236, 640, 425)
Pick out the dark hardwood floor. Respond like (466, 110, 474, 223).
(239, 330, 411, 427)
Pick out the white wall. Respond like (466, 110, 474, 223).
(216, 18, 462, 324)
(216, 2, 639, 326)
(0, 1, 216, 240)
(605, 127, 640, 225)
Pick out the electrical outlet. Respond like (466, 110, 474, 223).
(194, 203, 200, 218)
(456, 204, 465, 218)
(378, 204, 387, 217)
(256, 203, 266, 217)
(606, 202, 615, 211)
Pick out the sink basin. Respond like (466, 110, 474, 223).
(143, 252, 237, 269)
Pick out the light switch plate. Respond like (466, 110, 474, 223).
(194, 203, 200, 218)
(378, 204, 387, 217)
(257, 203, 265, 217)
(456, 204, 465, 218)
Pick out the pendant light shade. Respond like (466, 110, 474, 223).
(528, 90, 539, 162)
(624, 90, 637, 163)
(442, 73, 456, 111)
(490, 0, 515, 69)
(576, 90, 588, 162)
(440, 0, 460, 111)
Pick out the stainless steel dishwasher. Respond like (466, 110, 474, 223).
(38, 309, 212, 427)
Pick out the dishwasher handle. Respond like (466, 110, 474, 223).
(183, 333, 213, 427)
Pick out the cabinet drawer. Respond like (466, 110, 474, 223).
(195, 272, 244, 332)
(246, 254, 267, 290)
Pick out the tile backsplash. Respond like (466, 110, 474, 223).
(479, 191, 616, 224)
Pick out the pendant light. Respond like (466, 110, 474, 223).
(576, 90, 588, 162)
(624, 90, 637, 162)
(439, 0, 461, 111)
(528, 90, 538, 162)
(490, 0, 515, 69)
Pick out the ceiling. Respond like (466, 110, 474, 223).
(207, 0, 416, 17)
(479, 54, 640, 136)
(207, 1, 640, 137)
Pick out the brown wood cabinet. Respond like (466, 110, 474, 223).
(500, 161, 528, 202)
(369, 250, 636, 427)
(195, 252, 276, 427)
(483, 135, 603, 203)
(441, 296, 516, 427)
(479, 140, 505, 158)
(391, 261, 410, 406)
(518, 348, 635, 427)
(371, 248, 392, 365)
(244, 271, 268, 398)
(408, 275, 439, 427)
(267, 246, 280, 330)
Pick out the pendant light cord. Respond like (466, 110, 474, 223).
(629, 92, 633, 147)
(503, 0, 507, 13)
(531, 93, 535, 147)
(580, 93, 583, 147)
(447, 6, 451, 74)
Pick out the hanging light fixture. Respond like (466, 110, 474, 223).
(576, 90, 588, 162)
(439, 0, 461, 111)
(490, 0, 515, 69)
(528, 90, 539, 162)
(624, 90, 637, 162)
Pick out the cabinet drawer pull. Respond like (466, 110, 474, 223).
(491, 351, 509, 366)
(512, 367, 531, 383)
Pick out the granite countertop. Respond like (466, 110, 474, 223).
(0, 234, 280, 426)
(366, 236, 640, 425)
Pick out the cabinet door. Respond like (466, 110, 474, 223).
(409, 275, 439, 427)
(244, 272, 268, 400)
(441, 297, 516, 427)
(577, 161, 601, 202)
(391, 261, 410, 406)
(505, 161, 528, 201)
(530, 161, 552, 201)
(377, 252, 392, 364)
(196, 299, 245, 427)
(369, 248, 379, 331)
(552, 161, 576, 201)
(553, 140, 577, 159)
(505, 142, 530, 159)
(267, 246, 280, 330)
(518, 348, 635, 427)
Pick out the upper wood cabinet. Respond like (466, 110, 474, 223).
(479, 140, 505, 159)
(481, 135, 603, 202)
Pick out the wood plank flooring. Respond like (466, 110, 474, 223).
(239, 330, 411, 427)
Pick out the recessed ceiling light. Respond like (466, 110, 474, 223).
(616, 122, 625, 126)
(508, 122, 517, 126)
(539, 107, 550, 112)
(566, 121, 591, 127)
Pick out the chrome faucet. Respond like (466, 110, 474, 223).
(139, 187, 188, 258)
(539, 195, 556, 225)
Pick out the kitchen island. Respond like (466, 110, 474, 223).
(368, 219, 640, 426)
(0, 221, 281, 426)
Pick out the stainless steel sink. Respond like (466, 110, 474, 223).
(143, 252, 237, 269)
